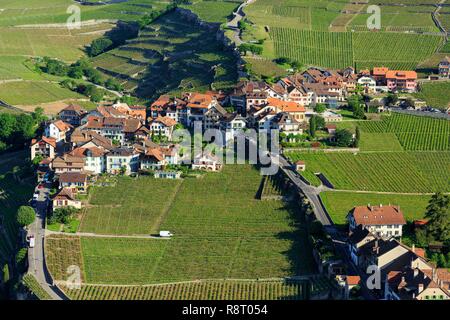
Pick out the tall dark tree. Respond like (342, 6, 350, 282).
(424, 192, 449, 243)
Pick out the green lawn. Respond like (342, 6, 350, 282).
(320, 191, 431, 227)
(50, 165, 315, 285)
(0, 81, 84, 105)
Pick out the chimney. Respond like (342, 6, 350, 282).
(413, 268, 419, 278)
(380, 203, 383, 208)
(412, 244, 415, 253)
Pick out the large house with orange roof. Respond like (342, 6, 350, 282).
(30, 136, 56, 160)
(370, 67, 417, 92)
(266, 97, 306, 122)
(148, 116, 178, 140)
(386, 70, 417, 92)
(45, 120, 73, 143)
(348, 204, 406, 238)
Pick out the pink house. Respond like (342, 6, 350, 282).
(385, 70, 417, 93)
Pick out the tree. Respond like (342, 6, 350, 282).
(314, 103, 326, 114)
(15, 248, 28, 273)
(0, 113, 16, 140)
(16, 206, 36, 227)
(88, 37, 113, 57)
(385, 93, 398, 106)
(68, 66, 84, 79)
(353, 104, 365, 120)
(335, 129, 353, 147)
(48, 207, 78, 225)
(32, 107, 46, 124)
(424, 193, 449, 243)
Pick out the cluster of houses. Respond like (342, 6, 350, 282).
(338, 204, 450, 300)
(29, 65, 422, 216)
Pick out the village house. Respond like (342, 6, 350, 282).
(229, 81, 268, 113)
(266, 97, 306, 122)
(321, 110, 343, 122)
(357, 76, 377, 94)
(82, 117, 142, 145)
(44, 120, 73, 143)
(69, 146, 107, 174)
(148, 116, 178, 140)
(438, 56, 450, 78)
(185, 92, 218, 127)
(51, 188, 82, 211)
(203, 103, 228, 130)
(385, 264, 450, 300)
(192, 152, 222, 171)
(58, 172, 88, 193)
(372, 67, 389, 86)
(106, 147, 140, 175)
(386, 70, 417, 93)
(348, 204, 406, 238)
(294, 160, 306, 172)
(271, 112, 306, 136)
(51, 154, 85, 174)
(220, 113, 247, 142)
(58, 104, 87, 126)
(30, 136, 56, 160)
(140, 147, 166, 170)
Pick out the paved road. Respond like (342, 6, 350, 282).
(27, 184, 66, 300)
(226, 0, 256, 46)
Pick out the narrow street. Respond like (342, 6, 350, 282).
(27, 183, 66, 300)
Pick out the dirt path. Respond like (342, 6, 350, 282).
(151, 179, 184, 234)
(45, 230, 170, 239)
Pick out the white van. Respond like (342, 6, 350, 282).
(28, 235, 35, 248)
(159, 231, 173, 238)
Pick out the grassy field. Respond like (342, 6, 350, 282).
(181, 0, 242, 23)
(414, 81, 450, 109)
(0, 81, 84, 106)
(80, 177, 181, 235)
(0, 0, 172, 26)
(47, 165, 315, 287)
(358, 113, 450, 151)
(286, 151, 450, 193)
(320, 191, 431, 227)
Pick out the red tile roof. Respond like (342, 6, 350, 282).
(31, 136, 57, 148)
(352, 205, 406, 226)
(346, 276, 360, 286)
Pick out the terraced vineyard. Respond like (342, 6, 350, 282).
(358, 113, 450, 151)
(63, 279, 311, 300)
(92, 10, 238, 99)
(286, 151, 450, 193)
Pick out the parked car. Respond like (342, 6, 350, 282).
(27, 235, 35, 248)
(159, 231, 173, 238)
